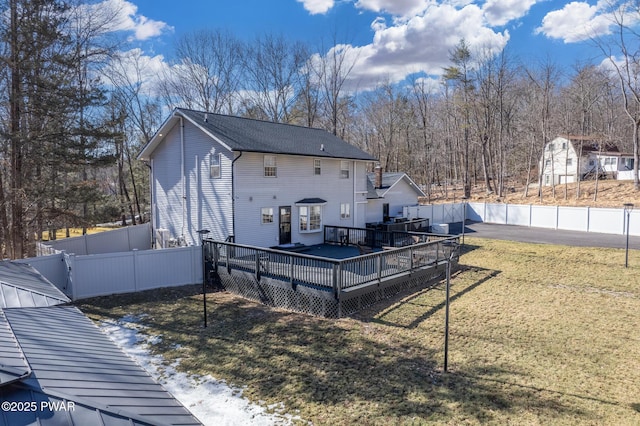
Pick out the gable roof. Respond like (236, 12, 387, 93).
(138, 108, 377, 162)
(366, 172, 426, 199)
(552, 136, 625, 155)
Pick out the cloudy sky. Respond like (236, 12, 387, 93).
(101, 0, 633, 91)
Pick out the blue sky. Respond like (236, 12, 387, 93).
(103, 0, 633, 91)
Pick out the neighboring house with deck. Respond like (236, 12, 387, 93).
(540, 135, 636, 186)
(138, 108, 383, 248)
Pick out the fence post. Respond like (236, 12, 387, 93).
(133, 249, 139, 292)
(65, 252, 76, 300)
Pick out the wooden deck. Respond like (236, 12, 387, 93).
(204, 226, 460, 317)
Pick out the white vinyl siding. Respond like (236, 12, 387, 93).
(151, 120, 234, 246)
(234, 154, 363, 247)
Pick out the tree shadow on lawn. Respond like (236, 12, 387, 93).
(355, 265, 500, 329)
(78, 282, 590, 424)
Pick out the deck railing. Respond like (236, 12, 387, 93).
(205, 227, 459, 299)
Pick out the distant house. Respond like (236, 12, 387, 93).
(138, 108, 379, 248)
(365, 166, 425, 225)
(540, 136, 636, 186)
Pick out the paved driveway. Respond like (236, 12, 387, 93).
(453, 222, 640, 249)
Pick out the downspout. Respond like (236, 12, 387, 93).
(180, 117, 186, 240)
(352, 160, 356, 226)
(231, 151, 243, 241)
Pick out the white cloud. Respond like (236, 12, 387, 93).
(482, 0, 539, 26)
(355, 0, 429, 17)
(296, 0, 335, 15)
(325, 3, 509, 90)
(103, 48, 169, 93)
(85, 0, 173, 41)
(535, 1, 614, 43)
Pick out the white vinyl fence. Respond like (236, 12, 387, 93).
(466, 202, 640, 236)
(18, 246, 203, 300)
(405, 202, 640, 236)
(39, 223, 152, 255)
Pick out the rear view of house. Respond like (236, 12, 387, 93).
(138, 108, 377, 248)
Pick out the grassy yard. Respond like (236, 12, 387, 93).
(78, 237, 640, 425)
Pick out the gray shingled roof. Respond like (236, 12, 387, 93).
(0, 262, 70, 308)
(366, 172, 409, 198)
(0, 306, 201, 426)
(145, 108, 376, 161)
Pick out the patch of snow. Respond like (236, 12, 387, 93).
(99, 316, 299, 426)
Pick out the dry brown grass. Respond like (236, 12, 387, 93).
(41, 226, 116, 241)
(79, 238, 640, 425)
(423, 180, 640, 209)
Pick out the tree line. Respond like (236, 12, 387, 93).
(1, 0, 639, 259)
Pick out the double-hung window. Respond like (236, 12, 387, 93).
(340, 160, 349, 179)
(210, 153, 221, 179)
(340, 203, 350, 219)
(264, 155, 277, 177)
(261, 207, 274, 224)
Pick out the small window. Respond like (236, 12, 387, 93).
(314, 159, 321, 175)
(261, 207, 274, 224)
(340, 161, 349, 179)
(299, 205, 322, 232)
(210, 153, 221, 179)
(561, 142, 567, 149)
(545, 159, 551, 167)
(548, 143, 554, 151)
(264, 155, 277, 177)
(545, 175, 550, 184)
(566, 158, 572, 166)
(589, 159, 595, 166)
(340, 203, 350, 219)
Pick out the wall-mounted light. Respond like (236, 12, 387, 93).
(249, 196, 253, 202)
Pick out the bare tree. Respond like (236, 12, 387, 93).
(158, 29, 243, 114)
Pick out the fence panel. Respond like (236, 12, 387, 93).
(14, 253, 69, 294)
(589, 208, 624, 235)
(485, 203, 508, 224)
(506, 204, 530, 226)
(530, 206, 557, 229)
(466, 203, 485, 222)
(40, 223, 151, 255)
(557, 207, 588, 232)
(73, 252, 136, 299)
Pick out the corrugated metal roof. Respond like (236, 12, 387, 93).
(140, 108, 377, 162)
(0, 310, 30, 387)
(0, 262, 69, 308)
(1, 306, 202, 426)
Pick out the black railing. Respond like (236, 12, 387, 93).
(204, 227, 459, 299)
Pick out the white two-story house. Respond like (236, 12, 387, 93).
(137, 108, 378, 248)
(540, 135, 636, 185)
